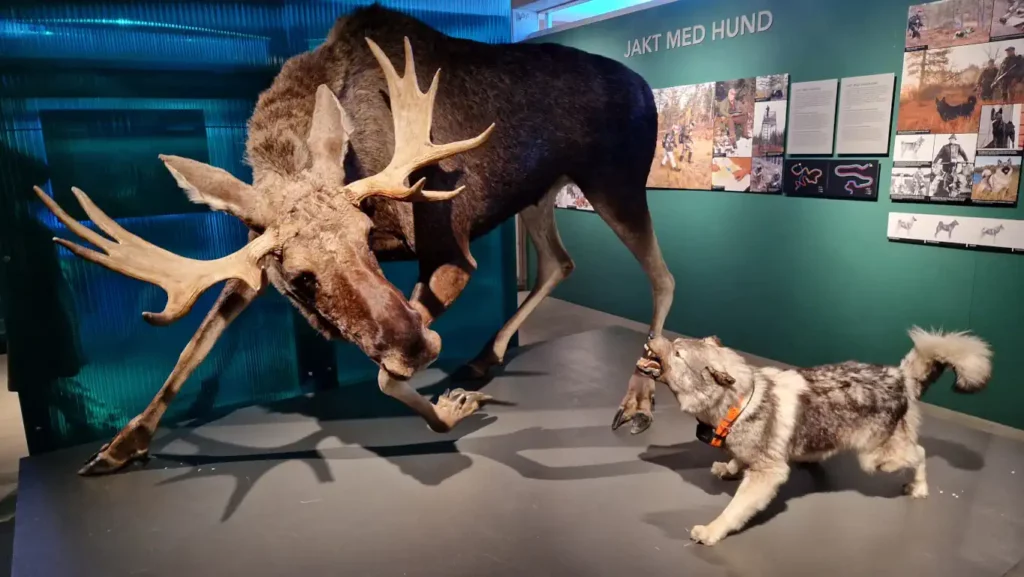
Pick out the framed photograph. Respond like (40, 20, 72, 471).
(906, 0, 993, 51)
(713, 78, 755, 158)
(711, 157, 752, 191)
(971, 155, 1021, 204)
(753, 100, 787, 156)
(751, 156, 784, 193)
(978, 103, 1023, 153)
(647, 83, 714, 190)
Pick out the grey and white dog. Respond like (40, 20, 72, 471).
(636, 328, 993, 545)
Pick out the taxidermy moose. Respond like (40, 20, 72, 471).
(35, 5, 675, 475)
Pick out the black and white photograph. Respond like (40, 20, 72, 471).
(890, 165, 934, 199)
(894, 133, 937, 163)
(755, 73, 789, 101)
(751, 156, 784, 193)
(991, 0, 1024, 40)
(929, 133, 977, 199)
(978, 103, 1023, 152)
(752, 100, 787, 156)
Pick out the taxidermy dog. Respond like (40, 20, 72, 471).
(935, 95, 977, 122)
(635, 328, 992, 545)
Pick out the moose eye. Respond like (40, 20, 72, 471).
(290, 271, 319, 300)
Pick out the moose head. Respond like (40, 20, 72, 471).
(35, 38, 494, 380)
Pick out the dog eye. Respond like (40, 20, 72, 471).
(290, 271, 319, 300)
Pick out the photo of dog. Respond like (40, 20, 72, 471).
(971, 155, 1021, 203)
(978, 103, 1023, 151)
(891, 166, 934, 199)
(751, 156, 783, 193)
(895, 215, 919, 233)
(635, 329, 992, 546)
(897, 41, 1024, 134)
(981, 223, 1006, 238)
(906, 0, 993, 50)
(895, 134, 936, 163)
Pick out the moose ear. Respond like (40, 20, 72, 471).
(702, 335, 723, 347)
(160, 155, 269, 228)
(703, 366, 735, 387)
(307, 84, 353, 181)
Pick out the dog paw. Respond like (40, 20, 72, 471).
(690, 524, 723, 546)
(710, 462, 731, 479)
(904, 482, 929, 499)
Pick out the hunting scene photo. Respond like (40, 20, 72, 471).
(897, 39, 1024, 134)
(647, 82, 714, 190)
(906, 0, 993, 50)
(755, 73, 789, 102)
(751, 156, 783, 193)
(713, 78, 755, 158)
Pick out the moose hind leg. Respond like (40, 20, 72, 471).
(79, 279, 260, 475)
(583, 182, 675, 433)
(461, 180, 574, 378)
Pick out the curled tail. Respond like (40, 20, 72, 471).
(901, 327, 992, 398)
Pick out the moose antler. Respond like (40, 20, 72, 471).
(345, 37, 495, 204)
(34, 186, 277, 326)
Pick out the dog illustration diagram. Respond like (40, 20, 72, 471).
(900, 136, 926, 157)
(833, 163, 876, 195)
(980, 224, 1005, 239)
(935, 219, 959, 239)
(894, 216, 917, 235)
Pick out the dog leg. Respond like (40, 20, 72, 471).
(904, 444, 928, 498)
(711, 458, 745, 480)
(691, 464, 789, 545)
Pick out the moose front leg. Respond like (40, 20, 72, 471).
(377, 370, 491, 433)
(79, 279, 260, 475)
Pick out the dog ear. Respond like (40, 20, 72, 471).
(702, 336, 723, 347)
(703, 366, 735, 387)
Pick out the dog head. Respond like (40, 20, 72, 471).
(637, 335, 750, 415)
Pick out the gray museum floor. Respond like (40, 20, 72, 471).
(4, 296, 1024, 576)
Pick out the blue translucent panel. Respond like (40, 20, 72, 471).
(1, 0, 514, 454)
(0, 1, 512, 69)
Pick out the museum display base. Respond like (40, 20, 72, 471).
(13, 327, 1024, 577)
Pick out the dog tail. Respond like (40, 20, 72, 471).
(901, 327, 992, 398)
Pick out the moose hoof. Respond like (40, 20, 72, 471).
(432, 388, 493, 432)
(78, 419, 153, 476)
(455, 349, 503, 381)
(611, 373, 656, 434)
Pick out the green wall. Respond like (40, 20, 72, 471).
(531, 0, 1024, 430)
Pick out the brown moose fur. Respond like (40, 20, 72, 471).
(46, 5, 675, 476)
